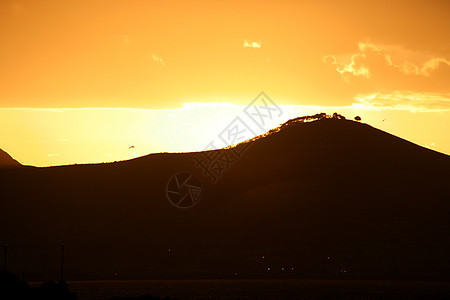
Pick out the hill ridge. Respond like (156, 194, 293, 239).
(0, 148, 21, 166)
(0, 114, 449, 281)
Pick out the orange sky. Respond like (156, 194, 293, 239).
(0, 0, 449, 166)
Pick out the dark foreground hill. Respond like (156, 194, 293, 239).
(0, 148, 21, 166)
(0, 117, 449, 281)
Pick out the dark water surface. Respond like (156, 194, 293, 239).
(30, 279, 450, 300)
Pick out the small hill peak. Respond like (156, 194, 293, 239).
(0, 148, 21, 167)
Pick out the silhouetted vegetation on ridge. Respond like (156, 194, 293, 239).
(228, 112, 348, 149)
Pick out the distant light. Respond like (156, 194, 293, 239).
(281, 267, 285, 271)
(262, 256, 265, 259)
(327, 256, 330, 260)
(291, 268, 294, 271)
(267, 267, 271, 271)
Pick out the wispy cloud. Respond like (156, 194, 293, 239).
(400, 57, 450, 76)
(324, 42, 450, 80)
(353, 91, 450, 113)
(243, 40, 261, 48)
(323, 53, 370, 82)
(152, 54, 165, 66)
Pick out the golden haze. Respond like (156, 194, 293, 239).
(0, 0, 449, 166)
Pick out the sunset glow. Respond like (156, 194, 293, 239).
(0, 0, 449, 166)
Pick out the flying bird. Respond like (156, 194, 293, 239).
(129, 146, 135, 149)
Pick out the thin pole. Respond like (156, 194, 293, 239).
(60, 243, 65, 281)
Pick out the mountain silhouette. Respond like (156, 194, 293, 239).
(0, 148, 21, 167)
(0, 117, 449, 281)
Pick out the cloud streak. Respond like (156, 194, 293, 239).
(400, 57, 450, 76)
(353, 91, 450, 113)
(243, 40, 261, 48)
(325, 42, 450, 80)
(152, 54, 165, 66)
